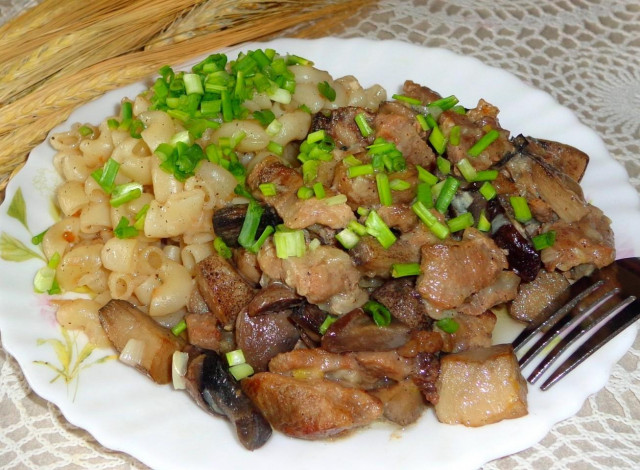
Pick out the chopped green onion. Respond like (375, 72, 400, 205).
(79, 125, 93, 137)
(121, 101, 133, 120)
(307, 129, 326, 144)
(114, 216, 138, 239)
(510, 196, 533, 223)
(390, 179, 411, 191)
(416, 114, 429, 131)
(184, 73, 204, 94)
(435, 176, 460, 214)
(376, 173, 392, 206)
(447, 212, 475, 232)
(456, 158, 478, 182)
(91, 158, 120, 194)
(336, 228, 360, 249)
(110, 182, 143, 207)
(416, 165, 439, 185)
(249, 225, 274, 253)
(532, 230, 556, 250)
(392, 94, 421, 105)
(226, 349, 247, 367)
(479, 181, 497, 200)
(259, 183, 277, 197)
(32, 229, 48, 245)
(324, 194, 348, 206)
(313, 182, 326, 199)
(429, 124, 447, 155)
(347, 220, 368, 236)
(214, 237, 233, 259)
(355, 113, 373, 137)
(107, 118, 119, 130)
(348, 164, 374, 178)
(362, 300, 392, 327)
(265, 118, 282, 136)
(474, 170, 498, 181)
(133, 204, 149, 230)
(436, 317, 459, 334)
(47, 279, 61, 295)
(451, 105, 467, 115)
(416, 182, 433, 208)
(302, 160, 319, 184)
(171, 319, 187, 336)
(477, 210, 491, 232)
(365, 210, 396, 249)
(449, 125, 461, 146)
(357, 206, 370, 217)
(268, 87, 292, 104)
(429, 95, 459, 111)
(412, 201, 450, 239)
(297, 186, 314, 199)
(308, 238, 321, 251)
(436, 156, 451, 175)
(343, 155, 363, 167)
(253, 109, 276, 127)
(391, 263, 422, 278)
(319, 315, 338, 335)
(468, 129, 500, 157)
(267, 140, 283, 156)
(33, 265, 56, 293)
(318, 81, 336, 101)
(299, 104, 312, 114)
(229, 363, 254, 380)
(273, 228, 306, 259)
(238, 200, 264, 249)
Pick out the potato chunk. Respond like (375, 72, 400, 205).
(435, 344, 527, 426)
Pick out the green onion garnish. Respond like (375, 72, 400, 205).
(267, 141, 283, 156)
(390, 179, 411, 191)
(348, 163, 375, 178)
(456, 158, 478, 182)
(357, 206, 370, 217)
(259, 183, 277, 197)
(429, 95, 459, 111)
(449, 125, 461, 146)
(416, 182, 433, 208)
(318, 81, 336, 101)
(343, 155, 363, 167)
(447, 212, 474, 232)
(110, 182, 143, 207)
(249, 225, 274, 254)
(435, 176, 460, 214)
(313, 182, 326, 199)
(33, 265, 56, 293)
(451, 105, 466, 115)
(265, 118, 283, 137)
(416, 114, 429, 131)
(319, 315, 338, 335)
(412, 201, 450, 239)
(273, 228, 306, 259)
(133, 204, 149, 230)
(468, 129, 500, 157)
(365, 210, 397, 248)
(121, 101, 133, 120)
(107, 118, 119, 130)
(355, 112, 373, 137)
(306, 129, 326, 144)
(184, 73, 204, 95)
(362, 300, 392, 327)
(474, 170, 498, 181)
(238, 200, 264, 249)
(391, 262, 421, 278)
(226, 349, 247, 367)
(479, 181, 497, 200)
(510, 196, 532, 223)
(171, 319, 187, 336)
(416, 165, 439, 186)
(376, 173, 392, 206)
(347, 220, 368, 236)
(532, 230, 556, 250)
(253, 109, 276, 127)
(214, 237, 233, 259)
(477, 210, 491, 232)
(114, 216, 138, 239)
(336, 228, 360, 249)
(436, 317, 459, 334)
(429, 124, 447, 155)
(91, 158, 120, 194)
(302, 160, 319, 184)
(436, 156, 451, 175)
(79, 125, 93, 137)
(324, 194, 348, 206)
(297, 186, 314, 199)
(392, 94, 421, 105)
(229, 363, 255, 381)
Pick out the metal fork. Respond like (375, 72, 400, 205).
(512, 258, 640, 390)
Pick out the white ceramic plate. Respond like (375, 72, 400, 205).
(1, 38, 639, 470)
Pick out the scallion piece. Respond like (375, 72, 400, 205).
(302, 160, 319, 184)
(91, 158, 120, 194)
(355, 112, 373, 137)
(214, 237, 233, 259)
(436, 156, 451, 175)
(265, 118, 282, 137)
(324, 194, 348, 206)
(362, 300, 392, 327)
(33, 265, 56, 293)
(306, 129, 326, 144)
(474, 170, 498, 181)
(390, 179, 411, 191)
(416, 165, 439, 186)
(238, 200, 264, 249)
(318, 81, 336, 101)
(429, 95, 459, 111)
(226, 349, 247, 367)
(451, 105, 467, 115)
(429, 124, 447, 155)
(336, 228, 360, 249)
(348, 164, 374, 178)
(435, 176, 460, 214)
(376, 173, 392, 206)
(110, 182, 143, 207)
(449, 125, 461, 146)
(297, 186, 314, 200)
(436, 317, 459, 334)
(447, 212, 474, 232)
(267, 141, 283, 156)
(133, 204, 149, 230)
(532, 230, 556, 250)
(107, 118, 119, 130)
(477, 210, 491, 232)
(249, 225, 274, 253)
(319, 315, 337, 335)
(79, 125, 93, 137)
(347, 220, 368, 236)
(392, 94, 421, 105)
(268, 87, 292, 104)
(229, 363, 255, 381)
(412, 201, 450, 239)
(365, 210, 397, 249)
(121, 101, 133, 120)
(308, 238, 321, 251)
(183, 73, 204, 94)
(273, 228, 306, 259)
(343, 155, 363, 167)
(479, 181, 497, 200)
(456, 158, 478, 182)
(391, 262, 421, 278)
(416, 182, 433, 208)
(313, 182, 326, 199)
(510, 196, 533, 223)
(416, 114, 429, 131)
(113, 216, 138, 239)
(468, 129, 500, 157)
(357, 206, 370, 217)
(171, 319, 187, 336)
(259, 183, 277, 197)
(253, 109, 276, 127)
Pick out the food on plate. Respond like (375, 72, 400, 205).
(35, 48, 615, 449)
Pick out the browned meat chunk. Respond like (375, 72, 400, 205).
(371, 278, 430, 329)
(435, 344, 528, 426)
(195, 253, 256, 329)
(439, 100, 514, 171)
(457, 271, 520, 316)
(257, 240, 366, 314)
(376, 203, 419, 233)
(241, 373, 383, 439)
(235, 309, 300, 372)
(509, 270, 570, 323)
(311, 107, 375, 153)
(402, 80, 442, 104)
(437, 311, 496, 353)
(368, 379, 426, 426)
(540, 206, 615, 275)
(185, 312, 222, 351)
(99, 300, 185, 384)
(416, 228, 507, 309)
(513, 134, 589, 183)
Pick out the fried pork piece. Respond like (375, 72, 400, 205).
(509, 270, 570, 323)
(369, 379, 426, 426)
(512, 134, 589, 183)
(311, 106, 376, 153)
(416, 228, 507, 309)
(402, 80, 443, 104)
(371, 278, 430, 329)
(436, 311, 496, 353)
(247, 156, 355, 229)
(439, 99, 514, 171)
(456, 270, 520, 316)
(195, 253, 256, 329)
(374, 101, 436, 168)
(241, 373, 383, 439)
(257, 239, 367, 314)
(435, 344, 528, 426)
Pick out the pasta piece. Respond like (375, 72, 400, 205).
(79, 121, 114, 167)
(57, 151, 92, 182)
(184, 161, 237, 210)
(57, 180, 89, 216)
(181, 242, 214, 274)
(56, 299, 111, 348)
(136, 245, 165, 275)
(148, 259, 193, 317)
(108, 271, 144, 300)
(56, 243, 105, 292)
(144, 189, 205, 238)
(101, 237, 139, 273)
(181, 208, 214, 245)
(41, 216, 80, 260)
(140, 110, 176, 153)
(212, 120, 269, 152)
(271, 110, 312, 146)
(151, 157, 184, 204)
(79, 200, 112, 234)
